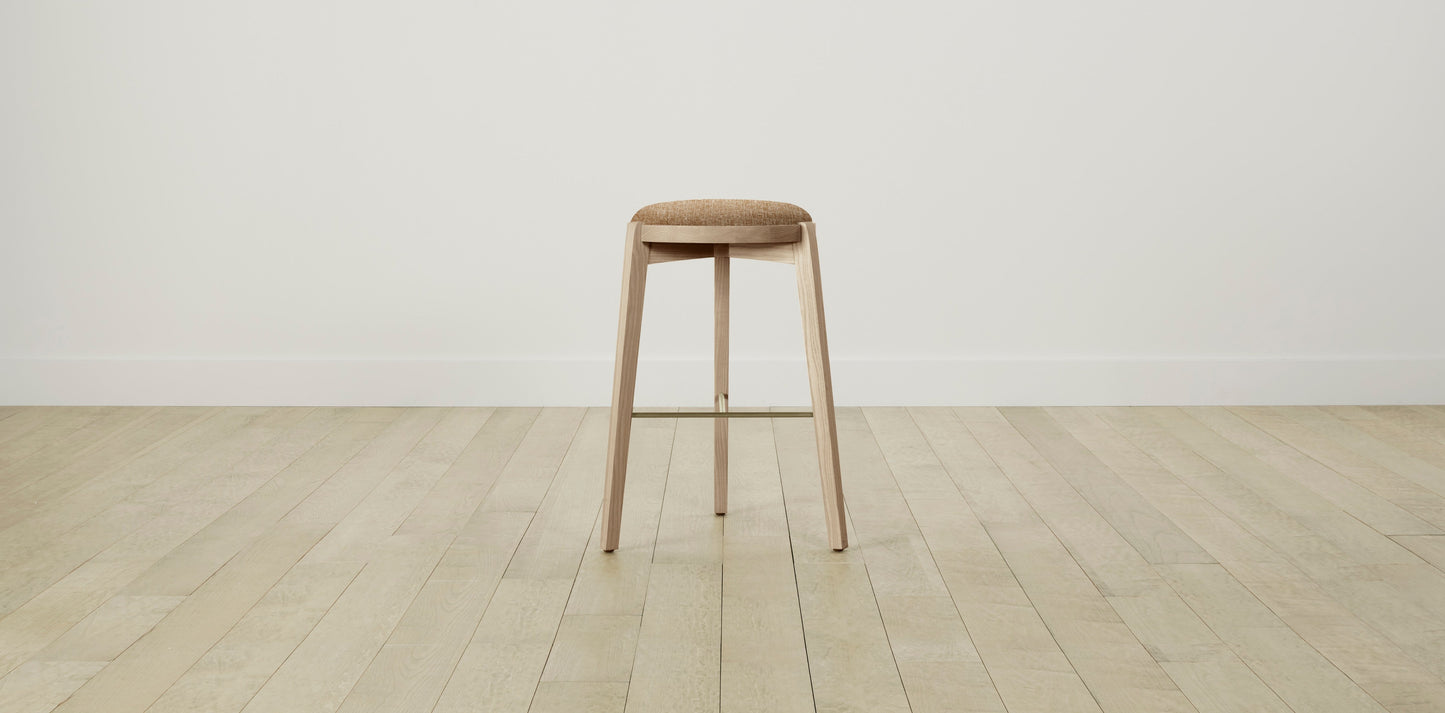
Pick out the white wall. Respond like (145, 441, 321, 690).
(3, 1, 1443, 406)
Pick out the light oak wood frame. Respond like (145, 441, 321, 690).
(601, 222, 648, 553)
(714, 244, 729, 516)
(793, 222, 847, 550)
(602, 221, 847, 552)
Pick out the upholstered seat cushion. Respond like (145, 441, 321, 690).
(632, 199, 811, 226)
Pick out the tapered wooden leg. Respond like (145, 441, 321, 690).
(714, 245, 729, 515)
(602, 222, 648, 552)
(793, 222, 847, 550)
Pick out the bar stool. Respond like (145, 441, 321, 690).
(602, 199, 847, 551)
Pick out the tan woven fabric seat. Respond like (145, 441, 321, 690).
(632, 199, 811, 226)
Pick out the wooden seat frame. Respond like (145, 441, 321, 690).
(602, 221, 848, 552)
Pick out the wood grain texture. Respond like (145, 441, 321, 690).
(0, 406, 1442, 713)
(715, 244, 730, 516)
(626, 417, 723, 713)
(602, 222, 648, 552)
(639, 223, 800, 244)
(726, 242, 796, 264)
(794, 222, 847, 550)
(0, 408, 108, 473)
(0, 408, 365, 679)
(721, 419, 812, 713)
(645, 242, 713, 264)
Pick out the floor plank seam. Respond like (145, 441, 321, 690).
(769, 417, 821, 713)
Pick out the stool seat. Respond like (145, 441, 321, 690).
(632, 199, 811, 226)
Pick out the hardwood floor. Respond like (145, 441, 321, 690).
(2, 405, 1445, 712)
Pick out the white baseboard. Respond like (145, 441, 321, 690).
(2, 357, 1442, 406)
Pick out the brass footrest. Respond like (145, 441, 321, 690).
(632, 408, 812, 419)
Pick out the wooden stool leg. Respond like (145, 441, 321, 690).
(714, 245, 729, 515)
(793, 222, 847, 550)
(602, 222, 648, 552)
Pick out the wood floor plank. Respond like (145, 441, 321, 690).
(145, 560, 364, 713)
(1045, 407, 1284, 569)
(1162, 410, 1445, 680)
(0, 407, 210, 515)
(431, 578, 574, 713)
(89, 408, 371, 597)
(301, 407, 492, 562)
(1156, 659, 1293, 713)
(854, 409, 1012, 713)
(1146, 407, 1428, 568)
(721, 536, 814, 713)
(51, 521, 336, 713)
(1044, 408, 1332, 713)
(0, 408, 366, 678)
(837, 410, 949, 599)
(1184, 406, 1442, 535)
(114, 408, 412, 598)
(778, 412, 912, 711)
(771, 409, 862, 565)
(522, 413, 675, 712)
(332, 510, 531, 713)
(774, 410, 911, 713)
(957, 408, 1196, 713)
(0, 408, 96, 460)
(649, 416, 726, 567)
(1236, 568, 1445, 712)
(1000, 406, 1215, 565)
(476, 407, 586, 515)
(0, 406, 41, 440)
(1052, 406, 1445, 713)
(1361, 406, 1445, 448)
(0, 408, 297, 552)
(0, 660, 107, 713)
(0, 407, 302, 613)
(1214, 407, 1445, 530)
(1156, 563, 1389, 713)
(1244, 407, 1445, 498)
(262, 409, 575, 713)
(1087, 408, 1445, 709)
(978, 408, 1211, 596)
(1097, 407, 1412, 580)
(721, 418, 812, 713)
(0, 411, 310, 620)
(906, 407, 1100, 713)
(239, 533, 451, 713)
(1394, 535, 1445, 571)
(792, 561, 912, 713)
(541, 615, 640, 683)
(394, 407, 540, 537)
(421, 405, 595, 713)
(0, 407, 125, 478)
(502, 408, 610, 581)
(565, 416, 675, 616)
(625, 417, 724, 713)
(32, 593, 185, 663)
(424, 408, 602, 713)
(1325, 406, 1445, 479)
(1184, 404, 1445, 532)
(530, 682, 629, 713)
